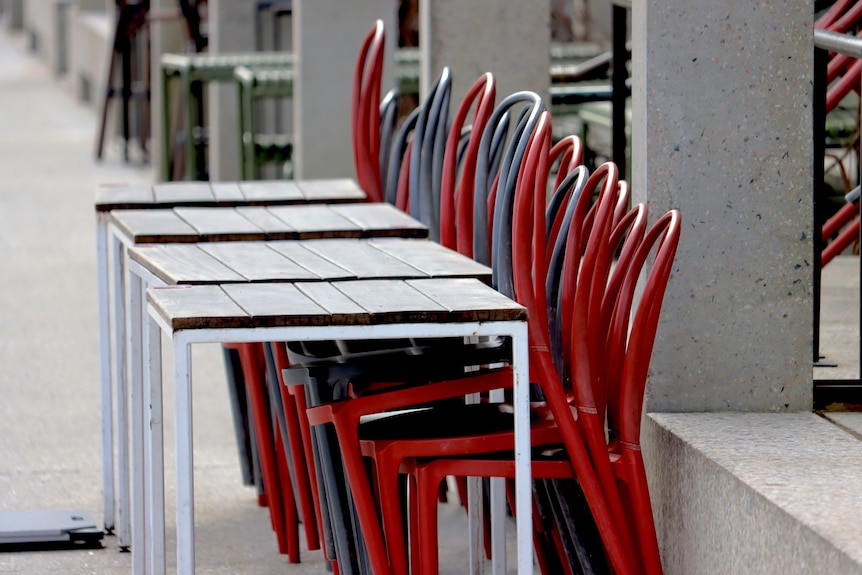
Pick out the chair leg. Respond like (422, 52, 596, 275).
(220, 346, 254, 486)
(330, 416, 392, 575)
(274, 424, 300, 562)
(265, 342, 321, 551)
(370, 448, 410, 575)
(272, 344, 323, 552)
(304, 377, 364, 575)
(237, 343, 287, 554)
(414, 463, 447, 575)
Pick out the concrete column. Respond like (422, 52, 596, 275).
(630, 0, 813, 412)
(292, 0, 396, 180)
(208, 0, 256, 181)
(419, 0, 549, 108)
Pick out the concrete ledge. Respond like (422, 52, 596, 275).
(643, 412, 862, 574)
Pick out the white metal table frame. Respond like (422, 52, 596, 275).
(137, 280, 532, 575)
(96, 194, 386, 546)
(96, 213, 172, 549)
(94, 178, 367, 540)
(123, 239, 493, 573)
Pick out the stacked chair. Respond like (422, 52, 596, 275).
(225, 18, 682, 575)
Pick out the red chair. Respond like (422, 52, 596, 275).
(224, 342, 300, 562)
(352, 20, 386, 202)
(355, 105, 679, 575)
(293, 90, 548, 575)
(354, 117, 624, 572)
(603, 210, 681, 575)
(440, 72, 496, 254)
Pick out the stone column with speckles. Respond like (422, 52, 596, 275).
(630, 0, 813, 411)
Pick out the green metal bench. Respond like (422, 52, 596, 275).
(162, 44, 612, 182)
(235, 66, 294, 181)
(161, 51, 295, 181)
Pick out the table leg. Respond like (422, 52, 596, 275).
(174, 337, 195, 575)
(96, 216, 115, 533)
(145, 312, 165, 575)
(128, 267, 146, 573)
(490, 387, 507, 574)
(467, 475, 482, 575)
(112, 233, 131, 549)
(511, 324, 532, 575)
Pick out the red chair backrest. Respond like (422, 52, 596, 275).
(610, 209, 681, 445)
(440, 73, 496, 254)
(351, 20, 385, 202)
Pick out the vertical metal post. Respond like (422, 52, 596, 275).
(174, 337, 195, 575)
(857, 60, 861, 384)
(128, 268, 146, 574)
(96, 216, 115, 533)
(145, 312, 165, 575)
(612, 2, 628, 181)
(813, 46, 827, 365)
(112, 235, 131, 549)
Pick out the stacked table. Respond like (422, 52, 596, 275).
(96, 179, 535, 575)
(94, 178, 367, 545)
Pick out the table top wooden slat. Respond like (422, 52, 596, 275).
(148, 285, 252, 330)
(173, 207, 266, 239)
(264, 241, 356, 280)
(130, 244, 246, 284)
(113, 204, 428, 243)
(293, 282, 372, 325)
(331, 279, 448, 324)
(234, 206, 298, 234)
(131, 239, 490, 286)
(95, 184, 155, 212)
(210, 182, 245, 202)
(95, 179, 366, 212)
(296, 179, 367, 203)
(264, 204, 362, 237)
(198, 242, 321, 282)
(330, 203, 428, 236)
(300, 239, 425, 279)
(239, 181, 303, 202)
(221, 283, 334, 327)
(152, 182, 215, 204)
(369, 239, 492, 280)
(404, 278, 529, 322)
(148, 278, 526, 331)
(110, 210, 202, 243)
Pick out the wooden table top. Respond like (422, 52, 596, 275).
(95, 179, 365, 212)
(110, 203, 427, 244)
(129, 238, 491, 286)
(148, 278, 527, 331)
